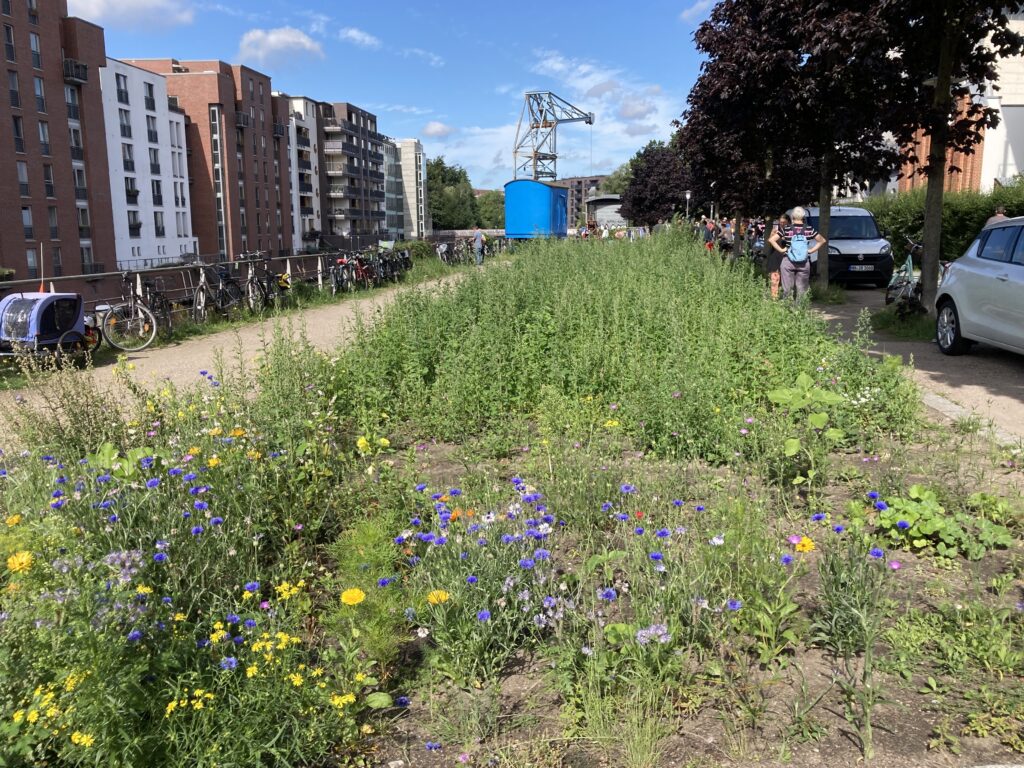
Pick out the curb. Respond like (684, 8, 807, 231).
(920, 390, 1023, 446)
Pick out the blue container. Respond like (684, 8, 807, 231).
(504, 180, 568, 239)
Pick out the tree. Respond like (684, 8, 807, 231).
(426, 157, 479, 230)
(477, 190, 505, 229)
(601, 162, 633, 195)
(620, 140, 690, 226)
(886, 2, 1024, 313)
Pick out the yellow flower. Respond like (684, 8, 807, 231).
(27, 710, 39, 724)
(361, 723, 375, 734)
(426, 589, 450, 606)
(207, 456, 221, 469)
(356, 436, 371, 454)
(311, 667, 324, 678)
(209, 630, 228, 643)
(187, 445, 201, 455)
(242, 590, 254, 601)
(795, 536, 816, 553)
(6, 551, 33, 574)
(246, 449, 262, 461)
(330, 692, 356, 709)
(340, 588, 366, 606)
(165, 701, 178, 717)
(603, 419, 620, 428)
(276, 581, 301, 600)
(70, 731, 95, 747)
(136, 585, 153, 595)
(377, 437, 390, 448)
(229, 427, 246, 438)
(208, 427, 223, 437)
(354, 672, 366, 683)
(5, 514, 21, 527)
(246, 665, 258, 679)
(12, 710, 24, 723)
(173, 613, 186, 622)
(288, 673, 304, 687)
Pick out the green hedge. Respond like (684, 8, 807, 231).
(403, 240, 436, 262)
(856, 178, 1024, 263)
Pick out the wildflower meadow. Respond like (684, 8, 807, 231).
(1, 232, 1021, 767)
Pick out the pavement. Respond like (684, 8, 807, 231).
(818, 287, 1024, 445)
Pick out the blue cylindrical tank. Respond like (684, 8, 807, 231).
(504, 180, 568, 239)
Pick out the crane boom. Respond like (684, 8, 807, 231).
(513, 91, 594, 181)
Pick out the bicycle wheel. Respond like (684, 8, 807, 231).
(192, 288, 210, 324)
(247, 280, 268, 313)
(55, 330, 88, 364)
(149, 294, 173, 337)
(103, 302, 157, 352)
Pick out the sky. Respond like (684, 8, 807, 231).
(67, 0, 714, 189)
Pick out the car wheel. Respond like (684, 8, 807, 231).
(936, 299, 971, 356)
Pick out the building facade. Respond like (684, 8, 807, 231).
(320, 102, 386, 240)
(123, 59, 294, 260)
(553, 175, 607, 227)
(276, 93, 322, 252)
(99, 58, 196, 268)
(1, 0, 114, 281)
(383, 136, 404, 239)
(397, 138, 430, 238)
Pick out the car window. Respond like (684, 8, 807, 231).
(1012, 231, 1024, 265)
(807, 215, 880, 239)
(978, 226, 1018, 263)
(962, 237, 982, 260)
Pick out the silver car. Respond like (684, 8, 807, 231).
(935, 218, 1024, 356)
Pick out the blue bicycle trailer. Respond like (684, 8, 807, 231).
(0, 292, 98, 357)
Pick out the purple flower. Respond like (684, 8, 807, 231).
(194, 501, 208, 511)
(146, 478, 160, 489)
(477, 610, 491, 622)
(620, 483, 637, 494)
(534, 548, 550, 560)
(226, 613, 240, 624)
(108, 514, 119, 524)
(649, 552, 663, 561)
(396, 696, 410, 707)
(726, 599, 742, 611)
(601, 502, 613, 512)
(811, 513, 826, 522)
(655, 528, 670, 538)
(126, 629, 143, 642)
(244, 619, 257, 629)
(875, 501, 889, 511)
(425, 742, 442, 751)
(869, 547, 884, 559)
(896, 520, 910, 530)
(191, 526, 204, 536)
(634, 526, 645, 535)
(153, 552, 167, 563)
(466, 575, 478, 585)
(833, 525, 845, 534)
(377, 577, 394, 587)
(519, 558, 535, 570)
(598, 587, 617, 601)
(415, 483, 427, 492)
(780, 554, 794, 566)
(210, 517, 224, 526)
(867, 491, 880, 500)
(244, 581, 259, 592)
(220, 656, 238, 670)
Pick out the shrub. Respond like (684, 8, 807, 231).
(404, 240, 436, 262)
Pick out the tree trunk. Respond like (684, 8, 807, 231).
(815, 151, 834, 290)
(921, 7, 956, 317)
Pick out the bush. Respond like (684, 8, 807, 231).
(404, 240, 436, 262)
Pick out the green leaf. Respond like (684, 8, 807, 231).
(365, 692, 393, 709)
(808, 412, 829, 429)
(824, 428, 845, 442)
(784, 438, 801, 457)
(795, 372, 815, 390)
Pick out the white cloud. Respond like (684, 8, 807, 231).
(624, 123, 658, 137)
(299, 10, 331, 36)
(238, 27, 324, 66)
(679, 0, 714, 24)
(68, 0, 194, 26)
(339, 27, 381, 49)
(618, 99, 656, 120)
(495, 84, 517, 96)
(195, 2, 269, 22)
(585, 79, 621, 99)
(369, 103, 434, 116)
(422, 121, 456, 138)
(403, 48, 444, 67)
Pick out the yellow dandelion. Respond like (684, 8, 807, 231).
(165, 701, 178, 717)
(288, 673, 304, 687)
(207, 456, 221, 469)
(246, 665, 258, 679)
(26, 710, 39, 724)
(795, 536, 816, 553)
(354, 672, 366, 683)
(135, 585, 153, 595)
(340, 588, 366, 606)
(208, 427, 223, 437)
(361, 724, 375, 734)
(229, 427, 246, 438)
(246, 449, 262, 461)
(426, 589, 450, 606)
(603, 419, 620, 428)
(187, 445, 201, 455)
(377, 437, 390, 448)
(5, 514, 22, 527)
(12, 710, 24, 723)
(356, 436, 371, 454)
(6, 551, 33, 574)
(70, 731, 95, 747)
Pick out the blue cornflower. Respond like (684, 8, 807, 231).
(199, 370, 208, 376)
(649, 551, 663, 561)
(598, 587, 617, 601)
(672, 499, 683, 507)
(197, 639, 210, 648)
(210, 517, 224, 526)
(519, 558, 536, 570)
(107, 514, 119, 524)
(501, 534, 515, 544)
(378, 577, 394, 588)
(542, 514, 554, 524)
(543, 596, 557, 608)
(466, 575, 478, 585)
(615, 513, 629, 522)
(140, 456, 155, 469)
(220, 657, 238, 670)
(162, 596, 173, 604)
(601, 502, 613, 512)
(408, 556, 421, 566)
(226, 614, 240, 624)
(780, 554, 794, 566)
(182, 512, 191, 519)
(153, 552, 167, 563)
(425, 742, 442, 751)
(244, 619, 257, 629)
(183, 472, 197, 482)
(232, 635, 244, 645)
(417, 532, 435, 543)
(534, 548, 550, 560)
(433, 536, 447, 546)
(727, 599, 743, 611)
(875, 501, 888, 511)
(430, 492, 443, 501)
(477, 610, 491, 622)
(0, 469, 6, 477)
(394, 535, 406, 545)
(811, 513, 826, 522)
(448, 488, 462, 497)
(695, 505, 705, 512)
(522, 492, 542, 503)
(415, 483, 427, 492)
(51, 489, 64, 498)
(50, 499, 65, 509)
(869, 547, 884, 559)
(655, 528, 670, 538)
(833, 525, 845, 534)
(896, 520, 910, 530)
(867, 491, 880, 500)
(620, 483, 636, 494)
(126, 629, 143, 642)
(410, 517, 422, 527)
(168, 468, 183, 477)
(41, 455, 54, 462)
(244, 581, 259, 592)
(191, 525, 204, 536)
(146, 478, 160, 489)
(467, 523, 480, 533)
(396, 696, 410, 707)
(477, 538, 487, 547)
(634, 526, 645, 535)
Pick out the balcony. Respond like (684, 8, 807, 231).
(368, 170, 385, 181)
(9, 89, 19, 107)
(155, 226, 165, 237)
(120, 124, 132, 138)
(35, 95, 45, 112)
(369, 189, 385, 200)
(152, 194, 163, 206)
(122, 158, 134, 172)
(78, 226, 91, 239)
(66, 102, 79, 120)
(150, 162, 161, 175)
(300, 206, 314, 216)
(117, 88, 130, 105)
(81, 261, 105, 275)
(368, 150, 384, 163)
(235, 112, 250, 128)
(128, 222, 142, 238)
(148, 129, 159, 143)
(125, 189, 139, 204)
(74, 186, 87, 201)
(27, 267, 38, 279)
(296, 134, 310, 148)
(298, 158, 312, 171)
(273, 122, 286, 137)
(5, 42, 15, 62)
(51, 264, 62, 277)
(145, 96, 156, 111)
(63, 58, 89, 84)
(371, 210, 386, 220)
(298, 182, 313, 193)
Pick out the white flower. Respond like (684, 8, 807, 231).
(709, 534, 725, 546)
(416, 627, 430, 638)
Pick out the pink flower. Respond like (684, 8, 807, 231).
(739, 428, 749, 436)
(745, 417, 754, 424)
(889, 561, 902, 571)
(457, 754, 471, 764)
(787, 534, 802, 545)
(609, 403, 619, 411)
(260, 601, 271, 610)
(671, 391, 681, 399)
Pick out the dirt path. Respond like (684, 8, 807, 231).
(818, 287, 1024, 444)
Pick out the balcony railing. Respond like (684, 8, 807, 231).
(51, 264, 62, 277)
(44, 182, 53, 196)
(27, 267, 38, 280)
(153, 194, 163, 206)
(49, 226, 59, 240)
(120, 124, 132, 138)
(63, 58, 88, 84)
(14, 136, 24, 152)
(78, 226, 91, 239)
(235, 112, 250, 128)
(66, 102, 79, 120)
(273, 123, 286, 137)
(9, 89, 19, 107)
(299, 182, 313, 193)
(128, 222, 142, 238)
(298, 159, 312, 171)
(117, 88, 130, 105)
(81, 261, 105, 275)
(145, 96, 156, 111)
(155, 226, 165, 237)
(74, 186, 88, 201)
(35, 96, 45, 112)
(300, 206, 314, 216)
(296, 134, 310, 148)
(148, 129, 159, 143)
(125, 189, 139, 204)
(23, 225, 33, 240)
(150, 162, 161, 175)
(19, 182, 29, 196)
(122, 158, 134, 172)
(39, 142, 50, 155)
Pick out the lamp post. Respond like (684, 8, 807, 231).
(685, 189, 691, 220)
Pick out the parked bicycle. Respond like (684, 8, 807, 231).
(242, 252, 291, 313)
(193, 264, 245, 323)
(886, 236, 952, 315)
(98, 272, 159, 352)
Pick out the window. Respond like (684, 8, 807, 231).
(26, 0, 37, 25)
(80, 245, 93, 267)
(26, 248, 37, 278)
(979, 226, 1018, 263)
(119, 108, 131, 138)
(127, 209, 141, 238)
(37, 119, 49, 154)
(149, 146, 160, 174)
(28, 31, 39, 68)
(121, 142, 134, 171)
(16, 160, 27, 195)
(22, 205, 33, 239)
(1011, 230, 1024, 266)
(144, 81, 155, 110)
(151, 179, 162, 206)
(32, 75, 43, 111)
(154, 210, 164, 237)
(51, 247, 62, 275)
(1, 0, 10, 16)
(147, 114, 158, 143)
(42, 164, 53, 196)
(248, 77, 253, 98)
(65, 84, 79, 119)
(73, 168, 86, 200)
(48, 206, 57, 238)
(8, 69, 17, 106)
(115, 72, 129, 104)
(4, 24, 14, 62)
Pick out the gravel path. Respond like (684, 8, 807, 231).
(818, 287, 1024, 444)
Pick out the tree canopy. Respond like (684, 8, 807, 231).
(476, 190, 505, 229)
(426, 157, 480, 230)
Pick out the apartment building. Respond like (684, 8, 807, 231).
(553, 175, 607, 226)
(123, 59, 294, 260)
(275, 93, 322, 252)
(99, 58, 196, 267)
(1, 0, 114, 281)
(397, 138, 431, 238)
(320, 102, 386, 240)
(383, 137, 404, 239)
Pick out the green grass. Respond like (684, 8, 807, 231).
(871, 303, 936, 341)
(810, 282, 848, 305)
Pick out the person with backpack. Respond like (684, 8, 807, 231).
(767, 206, 825, 301)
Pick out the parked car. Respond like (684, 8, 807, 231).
(804, 206, 894, 286)
(935, 217, 1024, 356)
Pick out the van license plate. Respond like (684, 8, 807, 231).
(849, 265, 873, 271)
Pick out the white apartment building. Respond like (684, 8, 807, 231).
(397, 138, 431, 238)
(383, 137, 405, 239)
(99, 58, 196, 267)
(277, 94, 322, 252)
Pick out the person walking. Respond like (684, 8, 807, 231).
(768, 207, 824, 301)
(985, 206, 1008, 226)
(473, 226, 484, 266)
(703, 218, 717, 252)
(766, 213, 791, 299)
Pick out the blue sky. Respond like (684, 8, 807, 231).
(69, 0, 714, 189)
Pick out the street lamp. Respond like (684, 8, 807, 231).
(685, 189, 692, 220)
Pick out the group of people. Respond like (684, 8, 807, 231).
(696, 209, 825, 300)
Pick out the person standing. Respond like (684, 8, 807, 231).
(473, 226, 484, 266)
(766, 213, 791, 299)
(985, 206, 1008, 226)
(703, 218, 717, 251)
(768, 207, 824, 301)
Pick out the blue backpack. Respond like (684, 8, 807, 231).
(788, 229, 809, 263)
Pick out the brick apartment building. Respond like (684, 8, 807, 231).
(123, 59, 294, 260)
(552, 175, 607, 226)
(319, 102, 387, 241)
(1, 0, 115, 282)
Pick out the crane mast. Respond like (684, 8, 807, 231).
(512, 91, 594, 181)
